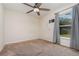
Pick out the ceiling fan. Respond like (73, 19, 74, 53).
(23, 3, 50, 16)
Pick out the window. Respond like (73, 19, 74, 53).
(59, 8, 72, 38)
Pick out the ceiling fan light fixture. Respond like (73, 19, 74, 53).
(34, 8, 39, 12)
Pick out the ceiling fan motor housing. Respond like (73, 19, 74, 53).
(33, 8, 39, 12)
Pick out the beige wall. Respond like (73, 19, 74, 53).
(0, 4, 4, 51)
(4, 9, 40, 44)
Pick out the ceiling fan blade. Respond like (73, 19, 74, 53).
(35, 3, 42, 8)
(26, 10, 33, 13)
(23, 3, 34, 8)
(37, 12, 40, 16)
(39, 8, 50, 11)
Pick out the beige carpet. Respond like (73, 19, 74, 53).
(0, 39, 79, 56)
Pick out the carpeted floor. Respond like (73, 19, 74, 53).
(0, 39, 79, 56)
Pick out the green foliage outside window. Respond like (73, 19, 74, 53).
(59, 17, 71, 38)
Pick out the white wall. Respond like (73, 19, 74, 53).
(4, 9, 40, 44)
(0, 4, 4, 51)
(40, 14, 55, 42)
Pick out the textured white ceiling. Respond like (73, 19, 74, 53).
(3, 3, 75, 18)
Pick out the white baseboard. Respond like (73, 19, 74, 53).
(5, 38, 40, 45)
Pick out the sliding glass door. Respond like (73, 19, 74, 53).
(58, 8, 72, 46)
